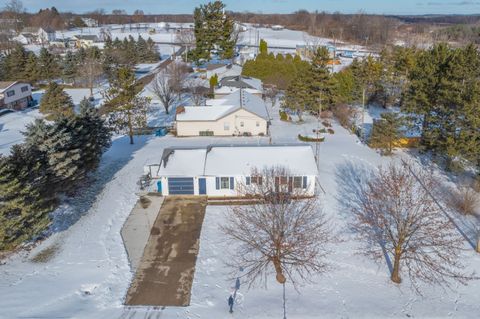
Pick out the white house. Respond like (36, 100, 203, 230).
(71, 35, 100, 48)
(0, 81, 32, 110)
(145, 144, 318, 197)
(215, 75, 263, 98)
(176, 89, 269, 137)
(21, 27, 55, 45)
(206, 63, 242, 80)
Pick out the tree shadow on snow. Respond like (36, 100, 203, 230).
(334, 160, 394, 275)
(48, 135, 153, 233)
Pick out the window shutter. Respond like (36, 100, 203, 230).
(215, 177, 220, 190)
(230, 177, 234, 190)
(246, 176, 251, 185)
(288, 177, 293, 193)
(302, 176, 307, 189)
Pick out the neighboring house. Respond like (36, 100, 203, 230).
(215, 75, 263, 98)
(13, 33, 32, 45)
(0, 81, 32, 110)
(21, 27, 56, 45)
(49, 39, 67, 48)
(176, 89, 269, 137)
(81, 18, 98, 27)
(206, 63, 242, 81)
(145, 144, 318, 196)
(72, 35, 100, 48)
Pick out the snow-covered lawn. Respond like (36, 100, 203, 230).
(0, 88, 107, 156)
(1, 99, 479, 318)
(0, 109, 43, 156)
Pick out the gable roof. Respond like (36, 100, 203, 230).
(73, 35, 99, 41)
(155, 144, 318, 177)
(220, 75, 263, 91)
(177, 90, 269, 122)
(0, 81, 17, 91)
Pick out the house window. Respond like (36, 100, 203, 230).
(199, 130, 214, 136)
(6, 90, 15, 97)
(293, 176, 303, 188)
(224, 122, 230, 130)
(251, 175, 263, 185)
(256, 121, 260, 127)
(240, 121, 244, 127)
(21, 86, 29, 93)
(220, 177, 230, 189)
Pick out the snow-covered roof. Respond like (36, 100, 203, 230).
(205, 145, 318, 176)
(176, 104, 236, 121)
(177, 90, 269, 121)
(157, 148, 207, 177)
(215, 86, 261, 95)
(220, 75, 263, 91)
(156, 145, 318, 177)
(209, 89, 269, 120)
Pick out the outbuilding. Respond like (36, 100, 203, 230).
(145, 144, 318, 197)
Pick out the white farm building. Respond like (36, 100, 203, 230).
(175, 89, 269, 137)
(144, 144, 318, 197)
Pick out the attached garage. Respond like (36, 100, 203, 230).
(145, 145, 319, 197)
(167, 177, 194, 195)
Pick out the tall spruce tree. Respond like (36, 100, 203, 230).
(38, 48, 60, 81)
(103, 67, 150, 144)
(192, 1, 236, 61)
(369, 112, 405, 155)
(39, 82, 75, 119)
(0, 145, 55, 251)
(23, 52, 40, 84)
(62, 51, 77, 85)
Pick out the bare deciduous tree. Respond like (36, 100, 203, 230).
(175, 29, 195, 62)
(340, 161, 476, 291)
(78, 55, 103, 98)
(264, 85, 279, 108)
(150, 62, 188, 114)
(221, 166, 332, 289)
(185, 77, 208, 105)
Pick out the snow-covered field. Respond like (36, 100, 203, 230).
(0, 100, 479, 318)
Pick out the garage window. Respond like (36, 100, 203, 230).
(224, 122, 230, 130)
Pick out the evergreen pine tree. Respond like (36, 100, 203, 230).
(38, 48, 60, 81)
(0, 145, 55, 251)
(62, 51, 77, 85)
(3, 43, 28, 80)
(369, 112, 404, 155)
(103, 67, 150, 144)
(39, 82, 75, 119)
(23, 52, 40, 84)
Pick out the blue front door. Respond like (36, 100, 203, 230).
(198, 178, 207, 195)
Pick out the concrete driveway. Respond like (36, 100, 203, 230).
(125, 196, 207, 306)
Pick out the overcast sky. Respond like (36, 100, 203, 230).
(14, 0, 480, 15)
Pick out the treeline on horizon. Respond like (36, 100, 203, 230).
(2, 5, 480, 46)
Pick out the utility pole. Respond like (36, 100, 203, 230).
(315, 93, 322, 168)
(362, 87, 366, 143)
